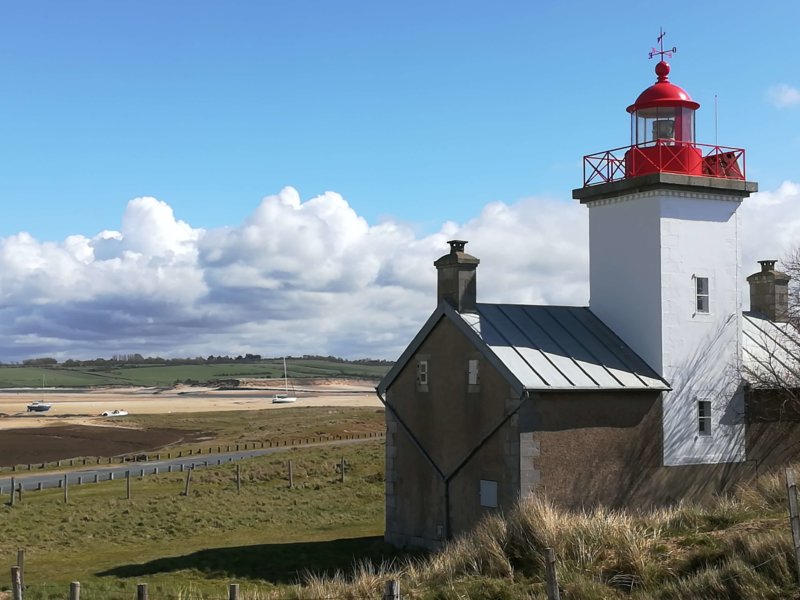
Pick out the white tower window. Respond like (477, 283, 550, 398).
(695, 276, 710, 314)
(698, 400, 712, 436)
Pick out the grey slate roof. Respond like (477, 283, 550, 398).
(377, 302, 669, 396)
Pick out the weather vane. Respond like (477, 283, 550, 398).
(648, 28, 676, 60)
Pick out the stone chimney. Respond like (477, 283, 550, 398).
(747, 259, 791, 322)
(434, 240, 479, 313)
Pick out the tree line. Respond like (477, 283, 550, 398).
(9, 354, 392, 368)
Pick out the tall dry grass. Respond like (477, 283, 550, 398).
(276, 466, 799, 599)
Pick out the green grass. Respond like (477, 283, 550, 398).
(0, 359, 390, 388)
(4, 450, 798, 599)
(0, 441, 391, 599)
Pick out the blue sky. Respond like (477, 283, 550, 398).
(2, 1, 798, 241)
(1, 1, 800, 361)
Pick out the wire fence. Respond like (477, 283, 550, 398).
(0, 431, 386, 476)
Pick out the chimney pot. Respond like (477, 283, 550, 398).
(448, 240, 467, 254)
(759, 259, 777, 273)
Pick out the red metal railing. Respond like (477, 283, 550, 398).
(583, 141, 746, 187)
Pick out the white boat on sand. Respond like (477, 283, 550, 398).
(27, 376, 52, 412)
(273, 357, 297, 404)
(101, 409, 129, 417)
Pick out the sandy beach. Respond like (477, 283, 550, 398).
(0, 380, 382, 430)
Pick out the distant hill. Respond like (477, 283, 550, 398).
(0, 357, 392, 388)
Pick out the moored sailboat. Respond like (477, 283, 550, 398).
(272, 357, 297, 404)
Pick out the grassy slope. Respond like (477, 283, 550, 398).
(0, 442, 390, 600)
(318, 471, 797, 600)
(0, 359, 389, 388)
(7, 461, 799, 599)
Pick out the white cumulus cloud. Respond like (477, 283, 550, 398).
(740, 181, 800, 275)
(1, 182, 799, 363)
(768, 84, 800, 108)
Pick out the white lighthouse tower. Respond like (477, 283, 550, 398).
(573, 37, 757, 466)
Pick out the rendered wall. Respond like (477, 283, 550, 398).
(588, 195, 663, 371)
(587, 189, 745, 466)
(384, 316, 520, 549)
(658, 193, 744, 466)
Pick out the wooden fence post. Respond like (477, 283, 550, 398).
(341, 457, 346, 483)
(127, 470, 132, 500)
(11, 566, 22, 600)
(183, 467, 193, 496)
(383, 579, 399, 600)
(544, 547, 560, 600)
(70, 581, 80, 600)
(236, 464, 241, 494)
(9, 476, 15, 507)
(787, 469, 800, 587)
(136, 582, 148, 600)
(16, 482, 23, 504)
(16, 549, 24, 589)
(228, 583, 239, 600)
(288, 460, 294, 489)
(63, 474, 69, 504)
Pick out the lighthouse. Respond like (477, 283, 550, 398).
(573, 38, 757, 466)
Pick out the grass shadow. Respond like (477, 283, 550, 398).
(97, 536, 420, 584)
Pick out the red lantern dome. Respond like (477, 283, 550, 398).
(627, 61, 699, 113)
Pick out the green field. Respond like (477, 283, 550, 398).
(1, 441, 392, 599)
(0, 358, 390, 388)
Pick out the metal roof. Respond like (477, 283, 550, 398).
(458, 304, 668, 392)
(376, 302, 669, 396)
(742, 312, 800, 387)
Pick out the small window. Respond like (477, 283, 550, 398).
(468, 359, 479, 386)
(480, 479, 498, 508)
(417, 360, 428, 386)
(695, 277, 709, 314)
(698, 400, 712, 437)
